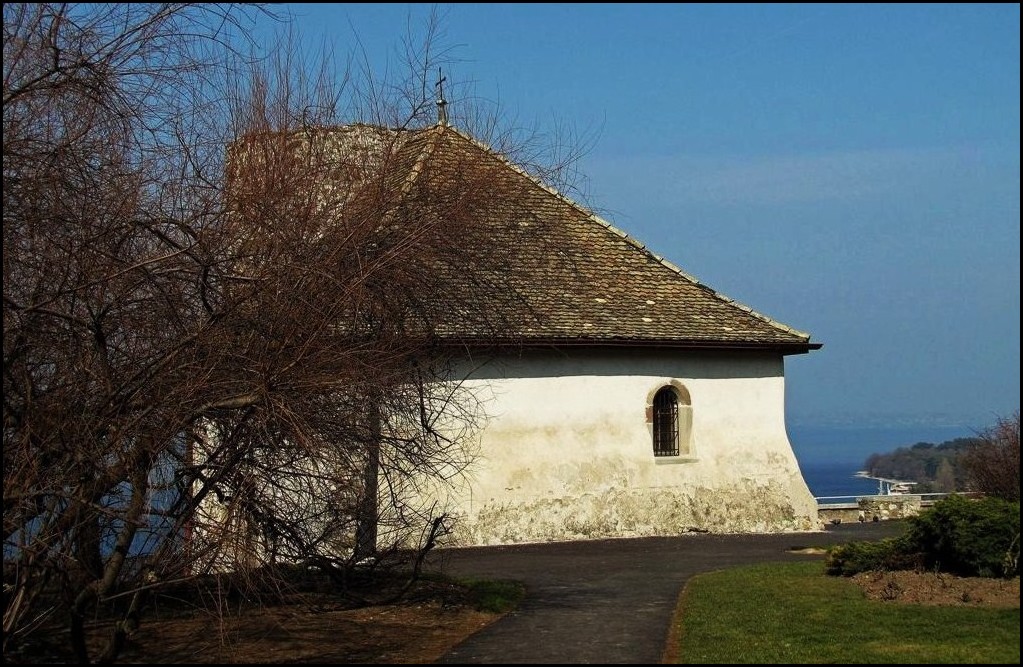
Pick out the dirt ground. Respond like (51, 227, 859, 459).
(105, 575, 506, 665)
(851, 571, 1020, 608)
(8, 575, 504, 665)
(116, 599, 498, 664)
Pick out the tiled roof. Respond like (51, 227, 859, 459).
(316, 123, 820, 353)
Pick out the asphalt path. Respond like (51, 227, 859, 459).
(427, 522, 906, 664)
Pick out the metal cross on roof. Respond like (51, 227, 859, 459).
(436, 68, 448, 125)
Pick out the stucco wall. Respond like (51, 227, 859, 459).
(428, 348, 819, 546)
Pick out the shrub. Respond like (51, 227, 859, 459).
(901, 494, 1020, 578)
(826, 495, 1021, 578)
(825, 539, 920, 576)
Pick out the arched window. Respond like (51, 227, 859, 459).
(652, 384, 693, 458)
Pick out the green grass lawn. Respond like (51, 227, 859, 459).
(673, 561, 1019, 664)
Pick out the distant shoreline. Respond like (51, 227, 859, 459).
(791, 423, 979, 499)
(789, 423, 977, 468)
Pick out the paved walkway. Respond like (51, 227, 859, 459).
(427, 522, 905, 664)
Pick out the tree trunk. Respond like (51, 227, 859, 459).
(354, 400, 381, 560)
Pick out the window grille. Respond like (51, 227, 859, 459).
(653, 387, 680, 456)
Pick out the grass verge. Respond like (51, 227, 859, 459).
(672, 561, 1020, 664)
(463, 578, 527, 613)
(416, 571, 526, 613)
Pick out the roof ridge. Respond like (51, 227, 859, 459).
(438, 126, 813, 343)
(397, 123, 446, 197)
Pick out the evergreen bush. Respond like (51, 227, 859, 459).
(901, 494, 1019, 578)
(826, 495, 1020, 578)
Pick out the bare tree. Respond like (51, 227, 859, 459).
(3, 3, 571, 662)
(961, 411, 1021, 502)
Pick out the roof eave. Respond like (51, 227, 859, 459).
(441, 337, 822, 356)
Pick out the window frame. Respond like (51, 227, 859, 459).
(647, 381, 695, 461)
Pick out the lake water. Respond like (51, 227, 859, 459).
(788, 423, 978, 499)
(798, 460, 885, 499)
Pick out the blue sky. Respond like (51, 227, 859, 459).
(259, 4, 1020, 432)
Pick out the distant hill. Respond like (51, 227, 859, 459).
(863, 437, 982, 493)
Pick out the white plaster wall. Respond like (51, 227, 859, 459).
(431, 349, 818, 545)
